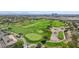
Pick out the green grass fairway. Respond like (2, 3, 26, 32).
(25, 33, 42, 42)
(52, 20, 65, 27)
(9, 20, 50, 35)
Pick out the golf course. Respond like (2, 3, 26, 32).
(5, 19, 66, 47)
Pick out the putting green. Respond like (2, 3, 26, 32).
(25, 33, 42, 41)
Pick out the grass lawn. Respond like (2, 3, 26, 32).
(25, 33, 42, 42)
(58, 31, 64, 40)
(45, 41, 65, 47)
(51, 20, 65, 27)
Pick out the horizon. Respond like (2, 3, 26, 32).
(0, 11, 79, 15)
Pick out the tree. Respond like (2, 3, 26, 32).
(47, 25, 52, 29)
(67, 34, 78, 48)
(8, 27, 12, 30)
(67, 41, 76, 48)
(18, 33, 23, 36)
(36, 43, 42, 48)
(72, 34, 78, 47)
(43, 36, 48, 39)
(16, 33, 23, 38)
(72, 22, 78, 28)
(13, 40, 24, 48)
(41, 39, 47, 44)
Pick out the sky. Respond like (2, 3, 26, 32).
(0, 11, 79, 15)
(27, 11, 79, 14)
(0, 0, 79, 14)
(0, 0, 79, 11)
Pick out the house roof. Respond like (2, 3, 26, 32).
(2, 35, 17, 46)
